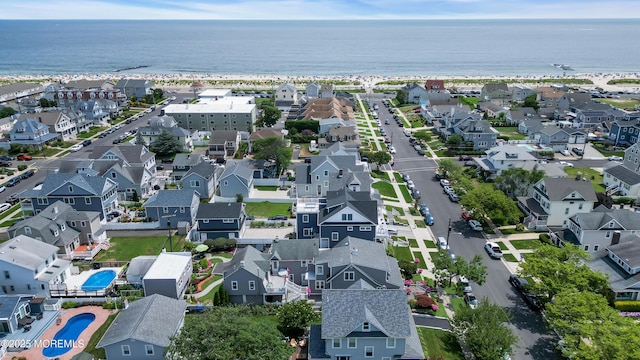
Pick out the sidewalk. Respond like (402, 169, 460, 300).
(355, 94, 382, 152)
(193, 255, 231, 298)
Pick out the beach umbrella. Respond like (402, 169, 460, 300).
(195, 244, 209, 253)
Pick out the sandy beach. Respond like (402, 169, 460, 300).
(1, 72, 639, 92)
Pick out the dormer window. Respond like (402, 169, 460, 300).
(609, 222, 614, 228)
(68, 186, 73, 193)
(53, 230, 59, 237)
(60, 224, 66, 231)
(363, 322, 370, 331)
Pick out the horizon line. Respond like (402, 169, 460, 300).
(1, 17, 640, 21)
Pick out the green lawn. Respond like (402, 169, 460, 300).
(244, 201, 292, 218)
(495, 241, 508, 251)
(77, 126, 107, 139)
(0, 204, 21, 222)
(424, 241, 437, 249)
(393, 172, 404, 182)
(418, 328, 465, 360)
(415, 220, 426, 228)
(86, 312, 118, 359)
(254, 186, 279, 191)
(503, 253, 519, 262)
(510, 239, 541, 249)
(596, 98, 640, 110)
(459, 96, 479, 110)
(399, 185, 413, 203)
(198, 283, 223, 303)
(413, 252, 426, 267)
(0, 218, 21, 228)
(372, 181, 397, 198)
(408, 238, 419, 247)
(393, 246, 414, 262)
(94, 236, 186, 262)
(500, 228, 534, 235)
(385, 205, 405, 216)
(563, 167, 605, 192)
(198, 274, 222, 291)
(371, 170, 390, 181)
(211, 252, 234, 259)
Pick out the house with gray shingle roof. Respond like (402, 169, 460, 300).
(97, 294, 186, 360)
(310, 288, 424, 360)
(90, 144, 157, 175)
(113, 78, 154, 100)
(180, 161, 219, 200)
(274, 82, 299, 107)
(0, 235, 71, 298)
(193, 202, 246, 241)
(208, 130, 241, 158)
(474, 144, 538, 177)
(19, 111, 77, 140)
(401, 82, 428, 104)
(587, 234, 640, 302)
(218, 160, 254, 198)
(538, 126, 586, 152)
(0, 295, 35, 335)
(603, 143, 640, 197)
(17, 173, 118, 221)
(266, 239, 319, 287)
(8, 117, 60, 149)
(316, 189, 379, 248)
(143, 189, 200, 229)
(138, 122, 194, 153)
(0, 82, 43, 102)
(517, 176, 597, 230)
(518, 118, 545, 139)
(564, 206, 640, 257)
(171, 153, 204, 180)
(75, 99, 111, 125)
(480, 83, 509, 101)
(294, 154, 365, 198)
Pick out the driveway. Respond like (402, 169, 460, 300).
(413, 314, 452, 331)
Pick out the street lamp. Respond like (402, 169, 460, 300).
(161, 211, 177, 252)
(446, 218, 453, 247)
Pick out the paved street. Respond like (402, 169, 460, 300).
(358, 94, 564, 360)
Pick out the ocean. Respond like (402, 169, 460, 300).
(0, 19, 639, 77)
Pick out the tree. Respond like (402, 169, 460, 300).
(0, 107, 16, 118)
(431, 249, 487, 287)
(218, 286, 230, 305)
(446, 134, 463, 148)
(413, 129, 431, 143)
(369, 151, 392, 170)
(494, 168, 544, 199)
(453, 298, 518, 360)
(236, 193, 244, 203)
(167, 306, 292, 360)
(213, 289, 221, 306)
(150, 130, 182, 157)
(252, 136, 292, 175)
(277, 300, 320, 338)
(398, 259, 418, 279)
(523, 94, 540, 110)
(518, 244, 608, 302)
(131, 190, 139, 202)
(258, 104, 281, 127)
(395, 89, 408, 104)
(546, 291, 640, 360)
(459, 186, 521, 225)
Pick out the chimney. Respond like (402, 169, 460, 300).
(240, 261, 245, 268)
(611, 231, 621, 246)
(575, 172, 582, 181)
(351, 247, 358, 256)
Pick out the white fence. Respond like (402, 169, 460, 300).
(102, 221, 160, 230)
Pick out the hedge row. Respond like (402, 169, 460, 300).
(614, 300, 640, 311)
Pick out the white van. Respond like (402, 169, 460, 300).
(437, 236, 448, 250)
(387, 228, 398, 235)
(0, 203, 11, 213)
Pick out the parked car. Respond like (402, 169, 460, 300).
(443, 185, 455, 195)
(0, 155, 15, 161)
(412, 188, 421, 199)
(70, 144, 83, 152)
(571, 147, 584, 156)
(156, 164, 164, 170)
(464, 293, 479, 309)
(6, 194, 19, 205)
(437, 237, 448, 250)
(268, 215, 288, 221)
(560, 149, 570, 156)
(559, 161, 574, 167)
(417, 149, 426, 156)
(388, 146, 396, 154)
(112, 138, 121, 144)
(406, 180, 415, 190)
(82, 139, 92, 147)
(461, 210, 473, 221)
(16, 154, 32, 161)
(384, 137, 391, 144)
(425, 214, 434, 226)
(434, 172, 446, 180)
(448, 192, 459, 202)
(0, 161, 11, 167)
(402, 173, 410, 182)
(5, 177, 21, 187)
(440, 179, 450, 187)
(468, 219, 483, 231)
(98, 132, 107, 138)
(608, 155, 623, 161)
(0, 185, 4, 193)
(20, 169, 35, 179)
(0, 203, 11, 213)
(419, 204, 430, 216)
(509, 274, 530, 293)
(459, 154, 472, 161)
(387, 228, 398, 235)
(485, 242, 503, 258)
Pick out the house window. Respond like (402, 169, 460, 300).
(584, 245, 589, 251)
(37, 198, 48, 205)
(302, 214, 309, 223)
(3, 271, 9, 279)
(363, 322, 370, 331)
(223, 218, 234, 223)
(64, 197, 75, 205)
(606, 231, 611, 238)
(579, 203, 583, 210)
(24, 226, 31, 235)
(163, 207, 169, 213)
(301, 260, 307, 268)
(121, 345, 131, 356)
(68, 185, 73, 192)
(564, 208, 569, 215)
(332, 339, 341, 348)
(303, 228, 312, 236)
(387, 338, 396, 348)
(359, 226, 371, 231)
(315, 280, 325, 289)
(249, 281, 255, 290)
(180, 207, 186, 213)
(145, 345, 154, 355)
(223, 181, 228, 186)
(81, 221, 86, 227)
(364, 346, 374, 358)
(344, 272, 355, 281)
(348, 338, 356, 348)
(341, 214, 353, 221)
(231, 281, 238, 290)
(70, 221, 76, 227)
(85, 197, 91, 204)
(336, 357, 351, 360)
(331, 232, 339, 241)
(203, 219, 209, 223)
(316, 265, 324, 275)
(594, 245, 599, 251)
(190, 180, 200, 187)
(323, 181, 329, 188)
(347, 226, 353, 231)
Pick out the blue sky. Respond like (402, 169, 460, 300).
(2, 0, 639, 19)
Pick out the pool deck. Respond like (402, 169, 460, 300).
(63, 267, 124, 296)
(9, 306, 113, 360)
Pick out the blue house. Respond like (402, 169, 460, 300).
(609, 118, 640, 147)
(114, 78, 154, 100)
(144, 190, 200, 229)
(8, 117, 60, 149)
(0, 296, 35, 335)
(194, 202, 246, 241)
(309, 288, 424, 360)
(218, 160, 254, 198)
(180, 162, 219, 200)
(17, 173, 118, 221)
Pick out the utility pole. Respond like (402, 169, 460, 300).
(446, 217, 453, 247)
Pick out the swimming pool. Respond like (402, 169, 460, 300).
(42, 313, 96, 357)
(81, 270, 117, 291)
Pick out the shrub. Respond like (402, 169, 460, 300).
(614, 300, 640, 311)
(515, 223, 525, 232)
(415, 295, 436, 309)
(539, 233, 552, 245)
(62, 301, 76, 309)
(17, 165, 27, 171)
(199, 259, 209, 269)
